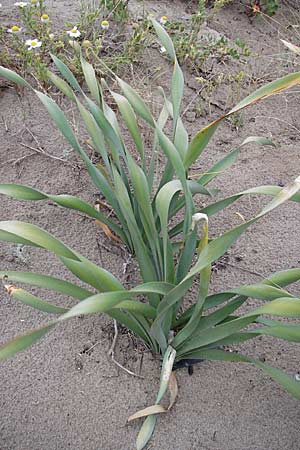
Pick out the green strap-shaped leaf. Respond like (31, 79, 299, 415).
(148, 102, 169, 190)
(136, 346, 176, 450)
(259, 176, 300, 217)
(108, 310, 155, 349)
(51, 53, 82, 92)
(174, 292, 235, 328)
(126, 154, 163, 277)
(179, 296, 300, 355)
(184, 121, 219, 170)
(112, 168, 158, 291)
(0, 229, 38, 247)
(152, 176, 300, 349)
(177, 315, 256, 355)
(169, 183, 300, 239)
(33, 90, 124, 221)
(0, 324, 56, 361)
(156, 128, 194, 236)
(151, 19, 176, 61)
(47, 70, 76, 101)
(0, 183, 126, 242)
(84, 96, 125, 167)
(198, 136, 275, 187)
(75, 100, 111, 174)
(7, 287, 68, 314)
(244, 297, 300, 318)
(184, 72, 300, 169)
(156, 180, 183, 281)
(178, 283, 291, 328)
(194, 296, 246, 335)
(0, 221, 79, 260)
(116, 77, 155, 126)
(197, 148, 240, 186)
(136, 416, 157, 450)
(131, 281, 174, 295)
(201, 185, 300, 218)
(174, 118, 189, 159)
(264, 268, 300, 288)
(229, 72, 300, 115)
(253, 323, 300, 343)
(0, 271, 92, 300)
(60, 255, 124, 293)
(80, 56, 101, 106)
(0, 282, 175, 361)
(166, 181, 213, 226)
(173, 215, 211, 347)
(0, 66, 32, 89)
(176, 267, 300, 327)
(204, 331, 256, 348)
(171, 60, 184, 129)
(0, 222, 125, 295)
(181, 348, 300, 399)
(111, 91, 145, 165)
(189, 176, 300, 281)
(157, 87, 188, 159)
(175, 227, 198, 284)
(112, 300, 156, 319)
(102, 98, 124, 147)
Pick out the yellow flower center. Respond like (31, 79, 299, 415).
(12, 26, 20, 32)
(42, 14, 48, 19)
(31, 40, 37, 46)
(101, 20, 108, 26)
(161, 16, 167, 21)
(71, 28, 77, 33)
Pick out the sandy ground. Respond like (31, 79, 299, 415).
(1, 1, 300, 449)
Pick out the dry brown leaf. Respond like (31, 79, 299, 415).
(128, 405, 166, 422)
(280, 39, 300, 55)
(95, 220, 122, 243)
(235, 211, 246, 222)
(94, 203, 122, 243)
(168, 371, 178, 410)
(5, 284, 17, 295)
(95, 199, 113, 211)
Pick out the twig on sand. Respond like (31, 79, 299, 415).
(19, 142, 77, 167)
(0, 152, 36, 167)
(223, 261, 266, 279)
(108, 319, 144, 379)
(1, 115, 8, 132)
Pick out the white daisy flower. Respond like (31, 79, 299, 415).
(67, 26, 81, 38)
(7, 25, 22, 34)
(101, 20, 109, 30)
(0, 3, 2, 7)
(25, 38, 42, 50)
(15, 2, 28, 7)
(41, 13, 49, 23)
(160, 46, 166, 54)
(160, 16, 168, 25)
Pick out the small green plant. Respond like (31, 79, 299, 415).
(261, 0, 279, 15)
(0, 0, 133, 85)
(213, 0, 234, 12)
(166, 5, 251, 70)
(161, 2, 251, 114)
(250, 0, 279, 16)
(1, 20, 300, 450)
